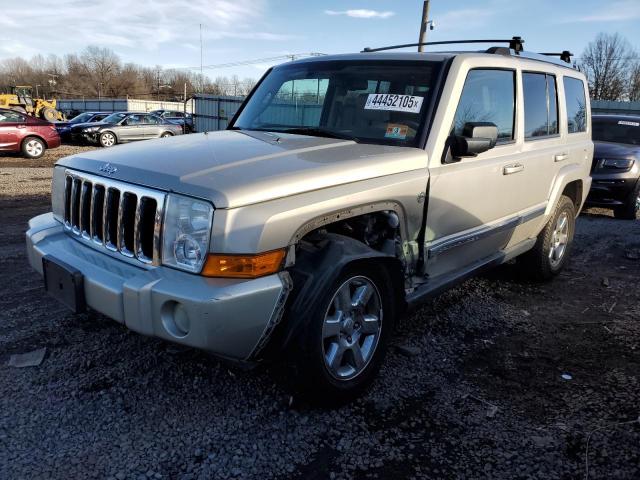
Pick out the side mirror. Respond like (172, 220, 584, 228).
(451, 122, 498, 158)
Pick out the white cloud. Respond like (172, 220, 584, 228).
(569, 0, 640, 22)
(0, 0, 290, 61)
(325, 9, 395, 19)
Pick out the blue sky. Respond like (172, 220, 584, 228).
(2, 0, 639, 79)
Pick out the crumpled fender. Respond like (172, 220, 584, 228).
(262, 233, 404, 357)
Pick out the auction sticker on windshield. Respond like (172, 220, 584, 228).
(364, 94, 423, 113)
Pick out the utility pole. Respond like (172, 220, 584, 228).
(199, 24, 204, 94)
(418, 1, 430, 52)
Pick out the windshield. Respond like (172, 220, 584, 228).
(102, 113, 127, 124)
(231, 60, 442, 147)
(593, 117, 640, 145)
(69, 112, 94, 124)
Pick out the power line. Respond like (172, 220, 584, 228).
(179, 53, 325, 71)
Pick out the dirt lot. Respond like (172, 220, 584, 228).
(0, 147, 638, 480)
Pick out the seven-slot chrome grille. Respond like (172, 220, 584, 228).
(63, 170, 166, 265)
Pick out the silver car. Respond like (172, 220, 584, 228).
(26, 38, 593, 404)
(72, 112, 183, 147)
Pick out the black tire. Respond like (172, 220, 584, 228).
(21, 137, 46, 159)
(40, 107, 58, 122)
(518, 195, 576, 281)
(99, 131, 117, 148)
(288, 262, 397, 405)
(613, 181, 640, 220)
(160, 132, 173, 138)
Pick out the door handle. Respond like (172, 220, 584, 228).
(554, 153, 569, 162)
(503, 163, 524, 175)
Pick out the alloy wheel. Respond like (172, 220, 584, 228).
(549, 211, 569, 267)
(25, 139, 43, 158)
(101, 133, 115, 147)
(322, 275, 382, 381)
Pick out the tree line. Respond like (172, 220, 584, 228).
(0, 46, 256, 100)
(0, 33, 638, 102)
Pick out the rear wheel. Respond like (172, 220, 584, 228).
(518, 195, 576, 280)
(613, 181, 640, 220)
(160, 132, 173, 138)
(99, 131, 117, 148)
(21, 137, 46, 159)
(289, 262, 396, 405)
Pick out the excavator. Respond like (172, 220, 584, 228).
(0, 85, 64, 121)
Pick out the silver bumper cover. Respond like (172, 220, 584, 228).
(26, 213, 290, 360)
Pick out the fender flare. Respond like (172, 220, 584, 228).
(262, 233, 405, 357)
(546, 163, 587, 217)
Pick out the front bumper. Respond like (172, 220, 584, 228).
(586, 171, 638, 207)
(26, 213, 291, 360)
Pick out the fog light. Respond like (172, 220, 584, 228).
(161, 301, 190, 338)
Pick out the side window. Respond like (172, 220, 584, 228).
(563, 77, 587, 133)
(453, 69, 515, 142)
(143, 115, 159, 124)
(523, 72, 559, 138)
(0, 111, 26, 123)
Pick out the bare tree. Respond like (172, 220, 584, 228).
(580, 33, 636, 101)
(629, 62, 640, 102)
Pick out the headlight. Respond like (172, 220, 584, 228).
(51, 166, 66, 221)
(162, 194, 213, 273)
(601, 158, 634, 170)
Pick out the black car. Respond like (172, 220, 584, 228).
(55, 112, 110, 141)
(150, 109, 194, 133)
(586, 115, 640, 219)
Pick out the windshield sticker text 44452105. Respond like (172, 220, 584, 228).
(364, 94, 424, 114)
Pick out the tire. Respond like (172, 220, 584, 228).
(40, 107, 58, 122)
(288, 262, 397, 405)
(613, 181, 640, 220)
(21, 137, 46, 159)
(160, 132, 173, 138)
(99, 131, 117, 148)
(518, 195, 576, 281)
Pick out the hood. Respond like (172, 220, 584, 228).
(57, 130, 427, 209)
(593, 141, 640, 160)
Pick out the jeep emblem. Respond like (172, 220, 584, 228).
(99, 163, 117, 175)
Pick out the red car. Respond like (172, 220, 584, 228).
(0, 108, 61, 159)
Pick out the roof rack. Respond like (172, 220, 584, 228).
(362, 36, 525, 53)
(539, 51, 573, 64)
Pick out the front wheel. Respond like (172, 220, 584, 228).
(518, 195, 576, 281)
(21, 137, 46, 159)
(289, 262, 396, 405)
(99, 131, 117, 148)
(160, 132, 173, 138)
(613, 181, 640, 220)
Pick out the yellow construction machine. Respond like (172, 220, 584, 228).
(0, 86, 64, 121)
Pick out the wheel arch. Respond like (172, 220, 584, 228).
(260, 233, 406, 359)
(21, 134, 48, 149)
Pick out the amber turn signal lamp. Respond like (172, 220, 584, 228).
(201, 249, 286, 278)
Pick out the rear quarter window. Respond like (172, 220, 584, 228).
(563, 77, 587, 133)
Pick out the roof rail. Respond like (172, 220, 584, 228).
(539, 51, 573, 64)
(362, 36, 525, 53)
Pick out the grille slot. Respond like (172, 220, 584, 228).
(63, 171, 165, 266)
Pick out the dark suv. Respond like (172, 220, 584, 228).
(586, 115, 640, 219)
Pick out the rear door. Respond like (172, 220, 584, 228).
(141, 114, 162, 138)
(0, 110, 26, 151)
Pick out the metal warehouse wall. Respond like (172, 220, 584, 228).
(57, 98, 194, 114)
(193, 95, 323, 132)
(591, 100, 640, 116)
(192, 95, 244, 132)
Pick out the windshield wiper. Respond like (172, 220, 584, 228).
(271, 127, 358, 142)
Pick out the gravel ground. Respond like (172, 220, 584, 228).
(0, 149, 639, 479)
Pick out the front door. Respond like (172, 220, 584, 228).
(425, 68, 526, 279)
(117, 115, 144, 141)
